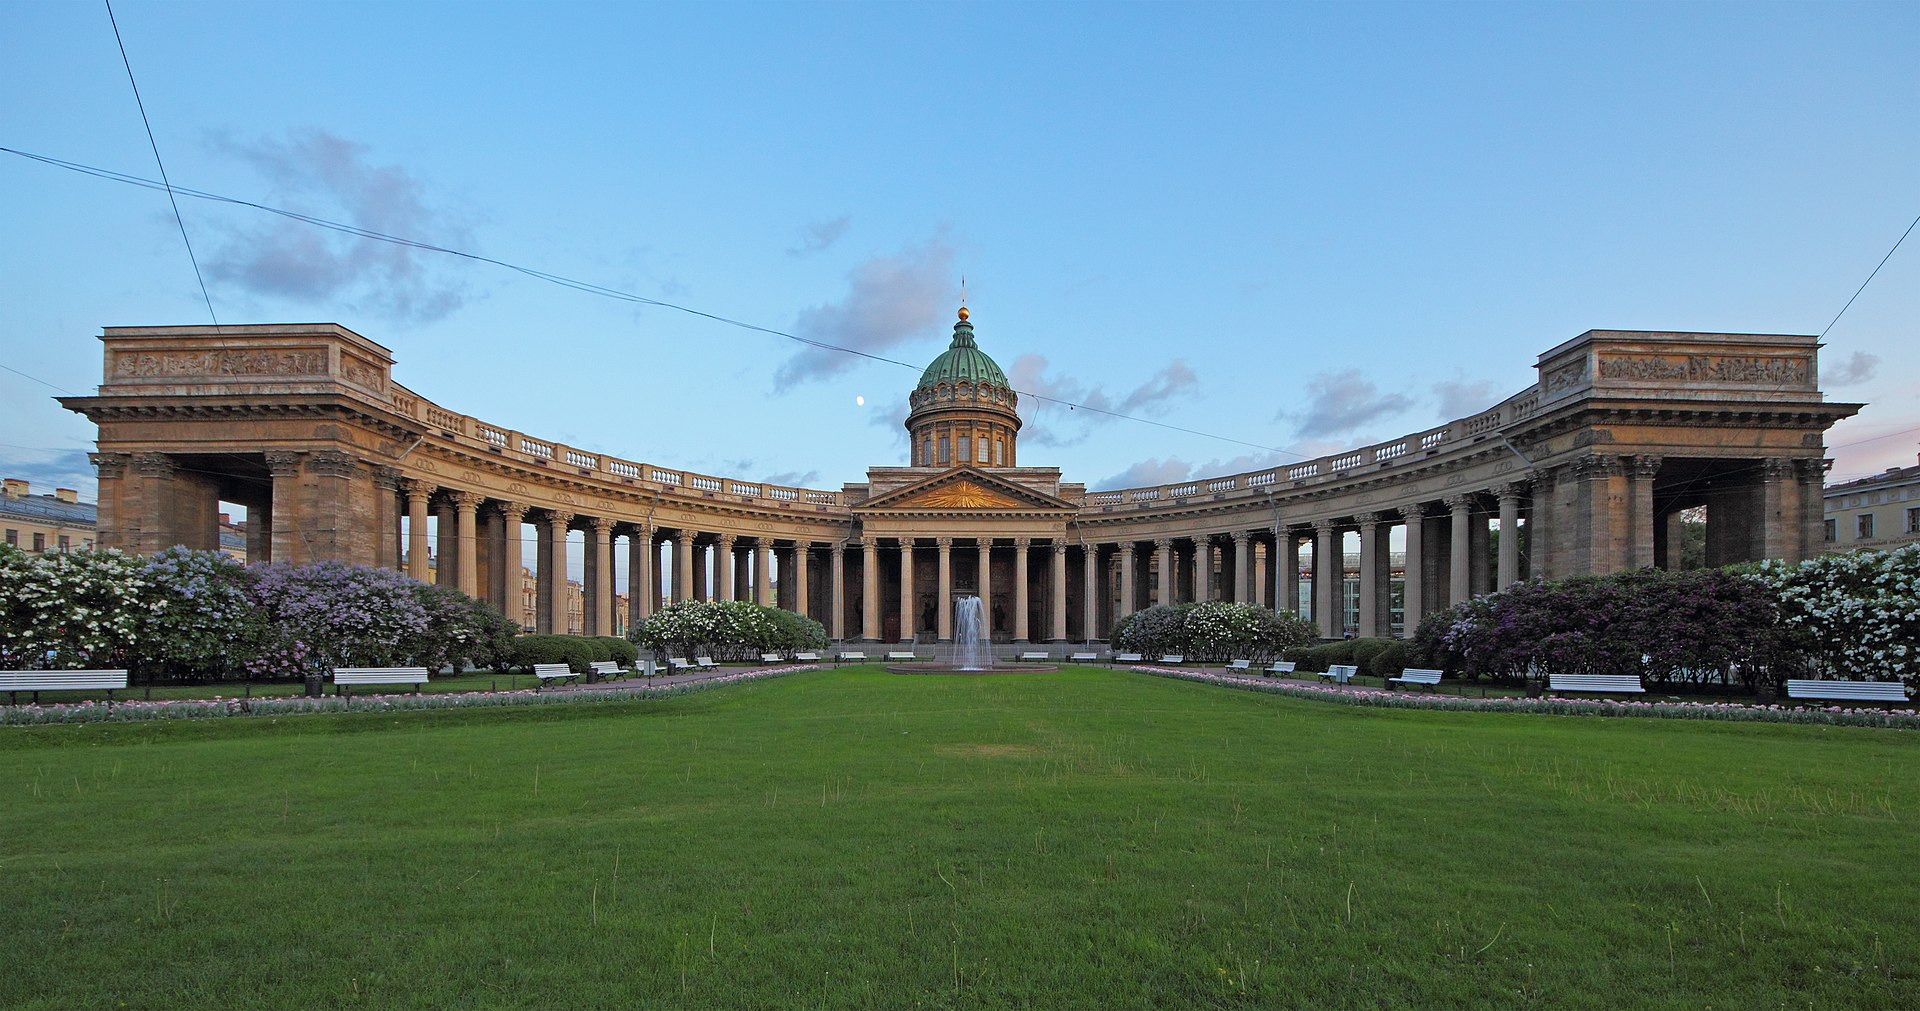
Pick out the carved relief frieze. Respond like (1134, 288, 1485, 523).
(111, 348, 327, 380)
(1544, 359, 1588, 394)
(1596, 353, 1810, 386)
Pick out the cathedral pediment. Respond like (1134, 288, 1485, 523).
(856, 468, 1075, 514)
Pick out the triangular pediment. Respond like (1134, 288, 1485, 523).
(857, 469, 1075, 513)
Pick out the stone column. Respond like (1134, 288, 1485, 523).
(793, 542, 811, 620)
(494, 503, 526, 626)
(546, 511, 573, 636)
(401, 479, 432, 581)
(1081, 545, 1098, 642)
(630, 529, 654, 623)
(674, 530, 694, 603)
(830, 542, 847, 641)
(936, 537, 954, 641)
(977, 539, 993, 640)
(1313, 521, 1339, 638)
(587, 516, 615, 636)
(452, 492, 482, 599)
(1495, 484, 1524, 587)
(1572, 455, 1624, 575)
(1253, 541, 1268, 608)
(1795, 458, 1827, 565)
(716, 534, 736, 602)
(1118, 543, 1137, 619)
(1356, 513, 1382, 638)
(1531, 466, 1561, 580)
(756, 539, 774, 606)
(898, 539, 916, 643)
(1760, 457, 1797, 562)
(264, 452, 304, 565)
(1232, 532, 1251, 603)
(372, 467, 404, 570)
(860, 541, 880, 641)
(1013, 538, 1031, 642)
(1398, 504, 1426, 631)
(1155, 539, 1174, 606)
(434, 498, 457, 587)
(1628, 458, 1661, 571)
(1446, 495, 1473, 606)
(1050, 541, 1068, 641)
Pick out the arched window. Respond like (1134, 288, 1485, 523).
(994, 439, 1004, 466)
(958, 435, 972, 464)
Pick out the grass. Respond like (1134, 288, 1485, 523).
(3, 665, 1916, 1008)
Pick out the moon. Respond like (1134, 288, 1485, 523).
(855, 395, 866, 407)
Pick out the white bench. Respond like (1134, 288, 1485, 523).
(665, 656, 694, 673)
(794, 652, 821, 663)
(1388, 668, 1444, 691)
(1224, 659, 1252, 672)
(1069, 652, 1099, 664)
(694, 656, 719, 670)
(1019, 651, 1049, 662)
(1114, 653, 1144, 665)
(532, 663, 578, 689)
(1319, 664, 1357, 685)
(1548, 673, 1645, 695)
(760, 653, 787, 665)
(886, 651, 918, 662)
(1785, 679, 1911, 704)
(838, 651, 868, 664)
(1263, 661, 1296, 677)
(332, 666, 429, 696)
(589, 660, 624, 682)
(1159, 654, 1185, 665)
(0, 669, 129, 704)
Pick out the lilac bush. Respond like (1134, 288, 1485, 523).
(130, 546, 262, 681)
(1750, 545, 1920, 686)
(246, 561, 432, 678)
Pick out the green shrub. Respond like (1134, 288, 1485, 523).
(1288, 641, 1353, 674)
(508, 635, 594, 674)
(1350, 637, 1394, 676)
(1370, 640, 1409, 677)
(596, 637, 637, 665)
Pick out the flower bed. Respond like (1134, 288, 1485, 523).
(0, 665, 818, 727)
(1133, 666, 1920, 730)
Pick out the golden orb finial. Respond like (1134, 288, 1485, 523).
(957, 306, 970, 322)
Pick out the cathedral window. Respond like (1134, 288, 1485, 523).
(938, 436, 950, 465)
(958, 436, 972, 464)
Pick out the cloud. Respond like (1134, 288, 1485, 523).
(788, 216, 851, 256)
(773, 237, 955, 386)
(1283, 369, 1414, 438)
(204, 130, 473, 323)
(1431, 374, 1499, 421)
(1009, 354, 1199, 447)
(1824, 351, 1879, 388)
(1, 449, 99, 502)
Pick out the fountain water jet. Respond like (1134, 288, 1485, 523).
(885, 595, 1057, 674)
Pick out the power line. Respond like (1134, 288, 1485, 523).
(0, 363, 77, 396)
(1821, 211, 1919, 338)
(0, 145, 1300, 459)
(102, 1, 219, 329)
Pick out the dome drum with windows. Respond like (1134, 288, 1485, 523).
(906, 307, 1021, 468)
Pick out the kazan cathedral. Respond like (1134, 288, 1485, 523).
(63, 309, 1853, 646)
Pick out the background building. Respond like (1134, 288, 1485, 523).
(1823, 456, 1920, 551)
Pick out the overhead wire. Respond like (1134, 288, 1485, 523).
(0, 145, 1298, 459)
(102, 1, 219, 330)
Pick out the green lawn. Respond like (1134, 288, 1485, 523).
(3, 666, 1915, 1008)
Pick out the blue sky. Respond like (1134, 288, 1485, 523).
(4, 0, 1916, 507)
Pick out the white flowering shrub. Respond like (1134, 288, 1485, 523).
(4, 546, 150, 668)
(1113, 602, 1317, 661)
(633, 600, 822, 660)
(1749, 545, 1920, 685)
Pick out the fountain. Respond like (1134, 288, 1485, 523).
(885, 595, 1057, 674)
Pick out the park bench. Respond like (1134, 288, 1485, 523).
(531, 663, 578, 689)
(1319, 664, 1357, 685)
(664, 656, 694, 673)
(1224, 659, 1252, 673)
(636, 659, 659, 679)
(794, 651, 821, 663)
(1388, 668, 1444, 691)
(1263, 661, 1296, 677)
(1159, 654, 1185, 665)
(588, 660, 624, 682)
(1019, 651, 1049, 662)
(1785, 679, 1911, 705)
(837, 651, 868, 665)
(1548, 672, 1645, 695)
(332, 667, 429, 697)
(694, 656, 719, 670)
(0, 669, 129, 705)
(759, 653, 787, 665)
(1069, 651, 1099, 664)
(1113, 653, 1144, 665)
(886, 650, 918, 662)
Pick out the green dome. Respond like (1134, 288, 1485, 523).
(917, 311, 1008, 390)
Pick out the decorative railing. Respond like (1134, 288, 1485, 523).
(374, 363, 1546, 515)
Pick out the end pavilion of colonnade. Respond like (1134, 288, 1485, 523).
(60, 311, 1858, 646)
